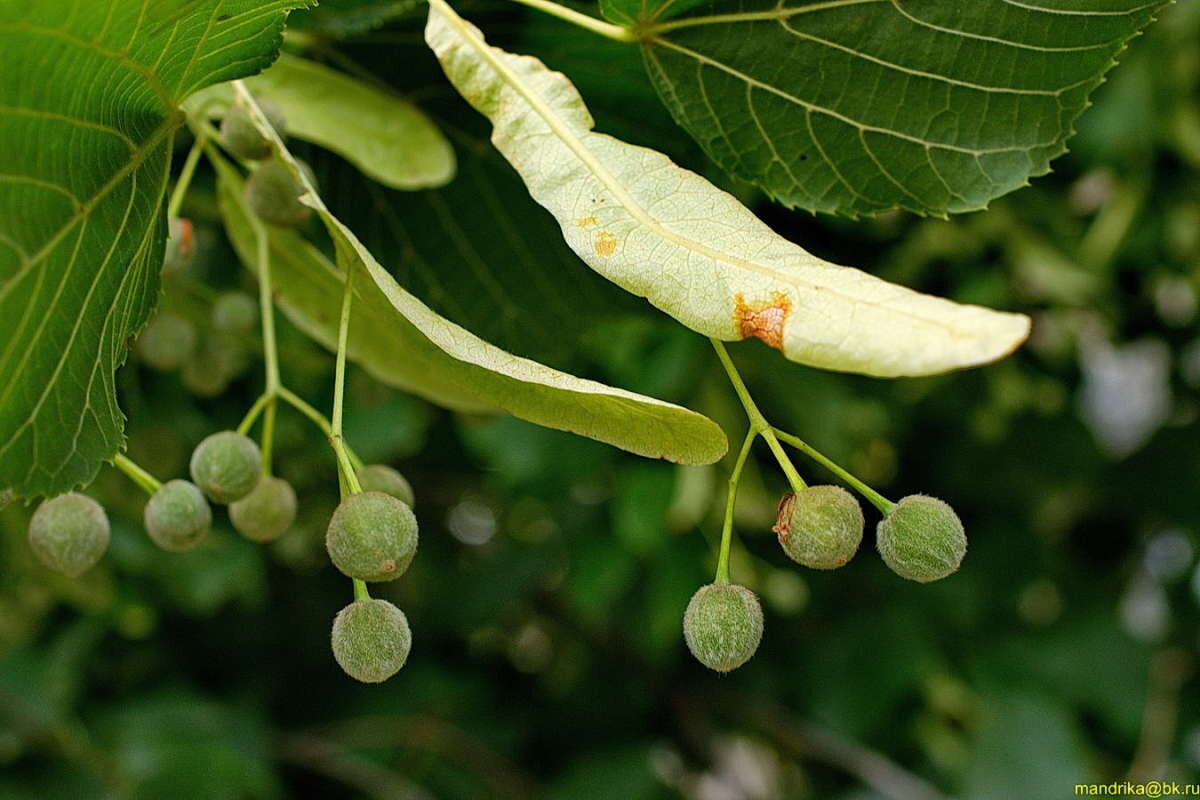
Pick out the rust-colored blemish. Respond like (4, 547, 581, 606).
(381, 559, 396, 574)
(772, 492, 796, 542)
(734, 292, 791, 350)
(178, 217, 194, 256)
(576, 216, 597, 228)
(594, 231, 618, 257)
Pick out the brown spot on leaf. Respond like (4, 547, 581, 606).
(734, 292, 791, 350)
(594, 231, 618, 257)
(576, 216, 597, 228)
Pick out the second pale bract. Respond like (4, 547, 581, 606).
(424, 0, 1030, 379)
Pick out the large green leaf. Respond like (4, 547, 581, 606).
(188, 53, 456, 189)
(0, 0, 308, 498)
(213, 144, 728, 465)
(601, 0, 1166, 216)
(425, 0, 1030, 378)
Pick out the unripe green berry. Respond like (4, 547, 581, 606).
(356, 464, 414, 508)
(219, 97, 286, 161)
(682, 583, 763, 673)
(876, 495, 967, 583)
(162, 217, 194, 275)
(325, 491, 418, 582)
(772, 486, 863, 570)
(245, 158, 315, 228)
(211, 292, 258, 334)
(136, 311, 197, 371)
(28, 493, 110, 577)
(230, 476, 297, 543)
(331, 598, 411, 683)
(144, 479, 212, 552)
(189, 431, 262, 504)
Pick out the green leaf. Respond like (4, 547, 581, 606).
(189, 53, 456, 189)
(425, 0, 1031, 378)
(603, 0, 1166, 216)
(0, 0, 308, 498)
(213, 148, 728, 465)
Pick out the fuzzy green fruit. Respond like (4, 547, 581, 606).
(331, 598, 412, 683)
(136, 312, 196, 371)
(144, 480, 212, 552)
(230, 476, 297, 543)
(683, 583, 763, 672)
(326, 491, 418, 582)
(245, 158, 315, 228)
(773, 486, 864, 570)
(28, 493, 110, 577)
(219, 97, 286, 160)
(356, 464, 414, 508)
(211, 292, 258, 334)
(876, 495, 967, 582)
(189, 431, 262, 504)
(162, 217, 195, 275)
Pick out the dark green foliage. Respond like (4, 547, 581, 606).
(325, 491, 418, 581)
(773, 485, 863, 570)
(27, 493, 110, 577)
(330, 598, 412, 683)
(144, 480, 213, 552)
(355, 464, 414, 507)
(189, 431, 262, 504)
(229, 476, 297, 542)
(136, 312, 197, 372)
(877, 495, 967, 583)
(682, 583, 763, 672)
(245, 157, 315, 227)
(219, 96, 287, 161)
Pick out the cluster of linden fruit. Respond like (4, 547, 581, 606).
(683, 487, 967, 673)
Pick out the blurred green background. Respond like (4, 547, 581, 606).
(3, 2, 1200, 798)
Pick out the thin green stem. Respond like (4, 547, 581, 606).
(772, 428, 895, 514)
(504, 0, 636, 42)
(253, 219, 281, 394)
(277, 386, 366, 476)
(332, 268, 353, 438)
(238, 392, 272, 435)
(167, 133, 205, 219)
(112, 454, 162, 495)
(353, 578, 370, 601)
(716, 429, 757, 585)
(710, 339, 806, 493)
(260, 398, 277, 475)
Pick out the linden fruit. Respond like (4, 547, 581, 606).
(189, 431, 262, 504)
(245, 157, 316, 228)
(683, 583, 763, 672)
(356, 464, 414, 508)
(773, 486, 864, 570)
(211, 291, 258, 334)
(28, 493, 110, 577)
(325, 491, 418, 582)
(144, 480, 213, 552)
(331, 598, 412, 683)
(230, 476, 297, 543)
(136, 311, 197, 371)
(876, 495, 967, 583)
(219, 96, 286, 161)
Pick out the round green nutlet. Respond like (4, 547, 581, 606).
(325, 491, 418, 582)
(144, 479, 212, 552)
(136, 311, 197, 371)
(331, 598, 412, 683)
(219, 97, 286, 161)
(356, 464, 414, 508)
(876, 495, 967, 583)
(772, 486, 864, 570)
(683, 583, 763, 673)
(28, 493, 110, 577)
(245, 158, 315, 228)
(189, 431, 262, 504)
(230, 476, 297, 543)
(211, 292, 258, 334)
(162, 217, 194, 275)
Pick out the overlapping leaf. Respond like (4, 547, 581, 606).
(425, 0, 1030, 378)
(600, 0, 1166, 216)
(0, 0, 308, 497)
(213, 140, 727, 465)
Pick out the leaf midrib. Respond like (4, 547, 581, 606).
(429, 0, 1003, 339)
